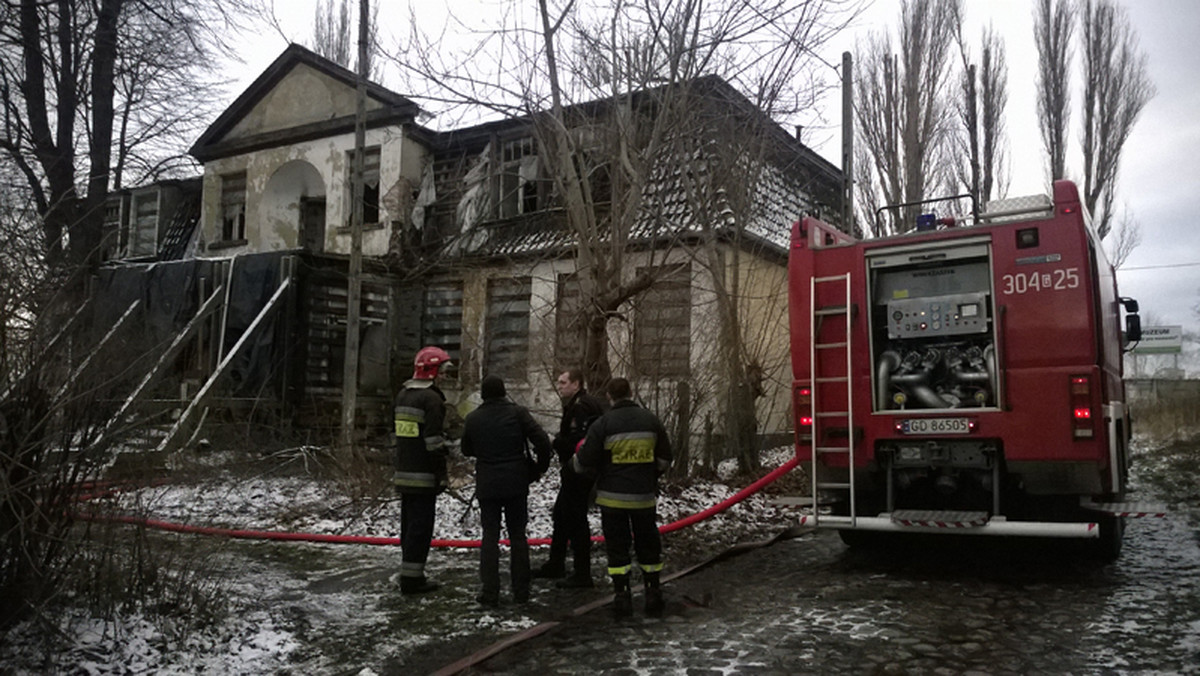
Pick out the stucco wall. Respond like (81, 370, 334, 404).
(224, 63, 385, 140)
(199, 125, 425, 257)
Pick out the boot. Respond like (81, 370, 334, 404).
(557, 574, 594, 589)
(400, 577, 441, 595)
(643, 572, 664, 618)
(611, 574, 633, 618)
(532, 560, 566, 579)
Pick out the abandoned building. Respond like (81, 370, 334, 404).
(91, 43, 845, 457)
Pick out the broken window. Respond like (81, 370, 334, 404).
(554, 273, 585, 370)
(633, 264, 692, 378)
(485, 276, 531, 380)
(498, 137, 540, 219)
(127, 191, 158, 258)
(422, 281, 463, 371)
(347, 146, 381, 226)
(220, 172, 247, 242)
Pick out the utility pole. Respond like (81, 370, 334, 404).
(842, 51, 854, 231)
(340, 0, 369, 452)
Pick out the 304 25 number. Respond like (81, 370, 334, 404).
(1001, 267, 1079, 295)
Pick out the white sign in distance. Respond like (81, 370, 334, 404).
(1131, 325, 1183, 354)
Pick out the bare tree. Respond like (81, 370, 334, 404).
(310, 0, 380, 80)
(393, 0, 854, 471)
(854, 0, 961, 236)
(1106, 206, 1141, 269)
(0, 0, 258, 631)
(953, 23, 1009, 208)
(0, 0, 251, 269)
(1035, 0, 1073, 183)
(977, 25, 1009, 205)
(1080, 0, 1153, 240)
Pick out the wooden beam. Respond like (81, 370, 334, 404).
(98, 285, 225, 441)
(0, 298, 90, 402)
(52, 299, 141, 403)
(156, 278, 291, 453)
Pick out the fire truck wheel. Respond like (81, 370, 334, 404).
(837, 529, 881, 549)
(1087, 515, 1125, 561)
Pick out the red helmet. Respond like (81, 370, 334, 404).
(413, 346, 452, 380)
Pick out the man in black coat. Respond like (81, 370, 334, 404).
(461, 375, 553, 605)
(533, 369, 607, 587)
(573, 377, 672, 618)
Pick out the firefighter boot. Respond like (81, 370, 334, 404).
(611, 574, 633, 618)
(643, 572, 664, 618)
(532, 559, 566, 579)
(400, 576, 441, 595)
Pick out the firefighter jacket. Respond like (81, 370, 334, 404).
(392, 379, 449, 495)
(572, 399, 672, 510)
(553, 389, 608, 466)
(461, 398, 553, 500)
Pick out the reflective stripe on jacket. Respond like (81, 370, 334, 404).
(573, 399, 672, 509)
(393, 382, 448, 495)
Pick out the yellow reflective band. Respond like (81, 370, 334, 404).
(395, 419, 419, 438)
(596, 491, 657, 510)
(606, 432, 655, 464)
(608, 565, 632, 576)
(640, 562, 664, 573)
(393, 471, 436, 488)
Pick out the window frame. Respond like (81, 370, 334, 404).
(219, 171, 247, 244)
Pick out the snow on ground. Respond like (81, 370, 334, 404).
(1, 445, 800, 674)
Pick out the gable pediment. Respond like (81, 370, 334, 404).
(222, 62, 382, 142)
(190, 44, 418, 162)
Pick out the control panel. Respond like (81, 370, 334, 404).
(887, 292, 990, 339)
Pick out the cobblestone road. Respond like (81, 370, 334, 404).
(467, 513, 1200, 675)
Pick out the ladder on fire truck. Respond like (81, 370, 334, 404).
(809, 273, 857, 527)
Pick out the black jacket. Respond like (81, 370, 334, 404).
(462, 398, 553, 499)
(392, 380, 448, 495)
(573, 399, 672, 509)
(553, 389, 608, 465)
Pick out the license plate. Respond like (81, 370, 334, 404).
(900, 417, 969, 435)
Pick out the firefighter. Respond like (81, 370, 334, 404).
(533, 368, 607, 587)
(573, 377, 672, 618)
(460, 375, 553, 605)
(393, 345, 453, 595)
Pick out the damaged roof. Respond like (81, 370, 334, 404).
(429, 76, 843, 261)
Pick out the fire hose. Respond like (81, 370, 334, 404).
(76, 456, 800, 548)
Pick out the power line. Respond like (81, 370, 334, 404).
(1119, 262, 1200, 271)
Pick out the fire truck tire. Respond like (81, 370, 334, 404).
(838, 528, 882, 549)
(1087, 515, 1125, 561)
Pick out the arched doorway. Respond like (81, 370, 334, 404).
(261, 160, 326, 253)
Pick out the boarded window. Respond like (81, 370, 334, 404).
(348, 146, 381, 225)
(422, 282, 463, 365)
(128, 191, 159, 257)
(554, 273, 585, 370)
(485, 277, 531, 380)
(220, 172, 247, 242)
(633, 264, 691, 378)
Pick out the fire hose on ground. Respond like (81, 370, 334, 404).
(75, 456, 801, 548)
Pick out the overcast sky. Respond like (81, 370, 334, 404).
(232, 0, 1200, 336)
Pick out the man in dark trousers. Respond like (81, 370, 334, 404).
(573, 377, 672, 618)
(461, 375, 553, 605)
(392, 346, 453, 595)
(533, 369, 607, 587)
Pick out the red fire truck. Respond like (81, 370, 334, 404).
(788, 180, 1161, 558)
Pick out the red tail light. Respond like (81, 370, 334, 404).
(796, 385, 813, 442)
(1070, 375, 1094, 438)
